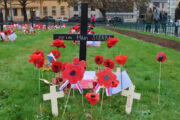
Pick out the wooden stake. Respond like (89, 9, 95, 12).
(82, 93, 84, 106)
(120, 65, 123, 90)
(91, 105, 93, 120)
(62, 88, 71, 117)
(100, 88, 105, 114)
(158, 62, 162, 105)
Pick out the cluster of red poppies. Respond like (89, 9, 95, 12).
(28, 50, 45, 68)
(51, 39, 66, 48)
(94, 55, 128, 70)
(1, 29, 13, 36)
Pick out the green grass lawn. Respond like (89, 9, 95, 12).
(0, 27, 180, 120)
(116, 27, 180, 42)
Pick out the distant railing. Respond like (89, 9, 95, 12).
(116, 22, 180, 37)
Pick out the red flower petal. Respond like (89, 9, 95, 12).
(85, 93, 99, 105)
(51, 39, 66, 48)
(62, 63, 85, 84)
(52, 61, 63, 73)
(48, 50, 61, 59)
(96, 67, 117, 88)
(156, 52, 166, 62)
(107, 37, 119, 48)
(95, 56, 104, 65)
(115, 55, 128, 65)
(103, 59, 115, 69)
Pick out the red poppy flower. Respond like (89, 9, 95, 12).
(28, 54, 44, 69)
(62, 63, 85, 84)
(103, 59, 115, 69)
(52, 61, 63, 73)
(95, 56, 104, 65)
(48, 50, 61, 59)
(107, 37, 119, 48)
(85, 93, 99, 105)
(32, 50, 44, 57)
(156, 52, 166, 62)
(68, 30, 72, 33)
(72, 57, 86, 68)
(96, 67, 117, 88)
(115, 55, 128, 65)
(51, 39, 66, 48)
(90, 31, 95, 34)
(111, 80, 119, 88)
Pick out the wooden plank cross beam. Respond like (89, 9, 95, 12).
(53, 2, 114, 61)
(121, 85, 141, 114)
(43, 86, 64, 116)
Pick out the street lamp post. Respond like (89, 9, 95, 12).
(10, 0, 13, 24)
(30, 9, 35, 28)
(0, 6, 3, 31)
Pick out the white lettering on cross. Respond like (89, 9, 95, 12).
(43, 86, 64, 116)
(121, 85, 141, 114)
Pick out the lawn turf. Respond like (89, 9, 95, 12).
(0, 27, 180, 120)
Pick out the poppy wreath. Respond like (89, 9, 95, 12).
(85, 93, 99, 105)
(59, 63, 85, 94)
(95, 56, 104, 65)
(103, 59, 115, 69)
(48, 50, 61, 59)
(52, 61, 63, 73)
(51, 39, 66, 48)
(115, 55, 128, 65)
(156, 52, 166, 62)
(94, 67, 117, 96)
(28, 50, 44, 69)
(107, 37, 119, 48)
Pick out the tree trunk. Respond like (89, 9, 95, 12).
(4, 0, 8, 21)
(99, 9, 106, 23)
(22, 4, 27, 22)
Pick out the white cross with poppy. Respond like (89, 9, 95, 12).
(43, 85, 64, 116)
(121, 85, 141, 114)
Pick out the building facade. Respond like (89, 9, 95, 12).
(0, 0, 69, 21)
(69, 4, 102, 18)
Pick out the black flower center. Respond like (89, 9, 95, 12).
(97, 58, 100, 61)
(54, 65, 59, 69)
(158, 55, 163, 61)
(91, 94, 95, 98)
(112, 81, 114, 84)
(107, 62, 110, 66)
(104, 75, 110, 81)
(70, 70, 76, 76)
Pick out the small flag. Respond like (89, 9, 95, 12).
(47, 52, 56, 63)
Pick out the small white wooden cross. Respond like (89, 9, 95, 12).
(43, 85, 64, 116)
(121, 85, 141, 114)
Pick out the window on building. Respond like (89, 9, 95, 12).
(74, 5, 78, 11)
(13, 8, 17, 16)
(61, 6, 65, 15)
(162, 3, 164, 9)
(52, 6, 56, 16)
(91, 6, 95, 11)
(43, 7, 48, 16)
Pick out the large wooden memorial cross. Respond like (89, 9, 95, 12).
(43, 86, 64, 116)
(53, 2, 114, 61)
